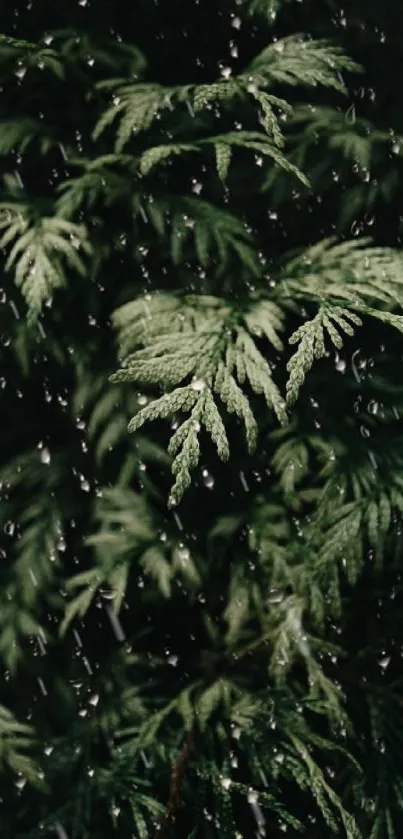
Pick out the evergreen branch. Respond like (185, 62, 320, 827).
(0, 119, 56, 155)
(278, 237, 403, 311)
(215, 143, 232, 181)
(93, 36, 359, 156)
(137, 195, 259, 273)
(56, 157, 134, 217)
(0, 33, 65, 77)
(111, 293, 286, 503)
(0, 705, 41, 787)
(51, 30, 146, 75)
(286, 305, 361, 404)
(139, 131, 308, 185)
(247, 36, 362, 91)
(139, 143, 199, 175)
(0, 204, 92, 319)
(61, 488, 157, 633)
(93, 82, 191, 149)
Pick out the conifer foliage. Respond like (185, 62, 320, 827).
(1, 1, 403, 837)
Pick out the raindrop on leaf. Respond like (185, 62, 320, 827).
(191, 378, 206, 392)
(4, 521, 15, 536)
(220, 66, 232, 79)
(15, 776, 27, 790)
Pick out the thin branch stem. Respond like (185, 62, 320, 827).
(153, 727, 196, 839)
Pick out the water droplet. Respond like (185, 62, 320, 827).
(239, 471, 249, 491)
(173, 512, 183, 530)
(351, 349, 362, 383)
(360, 425, 371, 438)
(82, 657, 93, 674)
(10, 301, 20, 319)
(267, 588, 284, 604)
(37, 677, 47, 696)
(202, 468, 215, 489)
(89, 693, 99, 706)
(345, 104, 356, 123)
(335, 352, 346, 373)
(191, 377, 206, 391)
(367, 400, 379, 415)
(364, 213, 375, 226)
(177, 544, 190, 564)
(167, 654, 179, 667)
(105, 605, 125, 641)
(100, 588, 116, 600)
(4, 521, 15, 536)
(221, 777, 232, 789)
(39, 447, 51, 464)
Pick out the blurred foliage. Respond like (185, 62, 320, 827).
(1, 1, 403, 838)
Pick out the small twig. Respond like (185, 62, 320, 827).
(154, 727, 195, 839)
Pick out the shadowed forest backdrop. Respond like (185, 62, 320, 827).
(1, 1, 403, 837)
